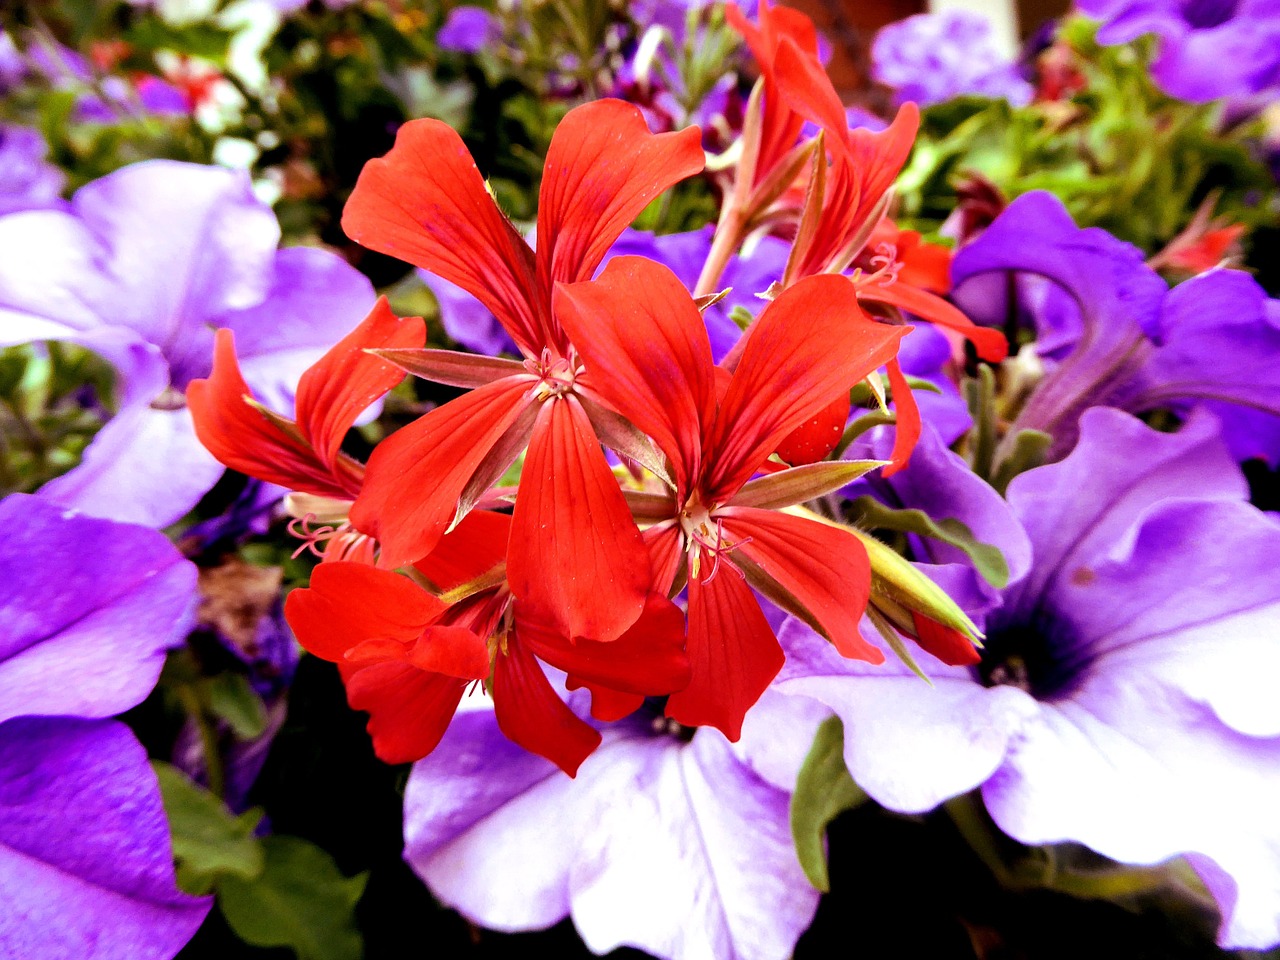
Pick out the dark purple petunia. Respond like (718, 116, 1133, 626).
(776, 407, 1280, 949)
(951, 190, 1280, 463)
(0, 494, 209, 958)
(403, 687, 826, 960)
(0, 160, 374, 526)
(1076, 0, 1280, 102)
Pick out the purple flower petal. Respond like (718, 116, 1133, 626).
(872, 11, 1033, 107)
(1002, 407, 1245, 624)
(36, 404, 225, 528)
(0, 716, 210, 959)
(0, 494, 197, 723)
(405, 694, 819, 960)
(70, 160, 278, 354)
(774, 614, 1038, 814)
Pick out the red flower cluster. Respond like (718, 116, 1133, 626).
(189, 3, 991, 776)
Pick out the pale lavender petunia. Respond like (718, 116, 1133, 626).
(0, 159, 374, 526)
(0, 493, 209, 958)
(872, 11, 1033, 107)
(776, 407, 1280, 948)
(1076, 0, 1280, 102)
(950, 190, 1280, 463)
(403, 689, 826, 960)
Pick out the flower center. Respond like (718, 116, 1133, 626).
(1179, 0, 1239, 29)
(678, 497, 751, 583)
(526, 348, 581, 400)
(976, 616, 1092, 702)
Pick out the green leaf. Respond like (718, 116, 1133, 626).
(204, 672, 268, 740)
(851, 495, 1009, 589)
(219, 836, 368, 960)
(790, 717, 867, 892)
(154, 762, 264, 896)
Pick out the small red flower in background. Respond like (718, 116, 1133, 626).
(557, 257, 908, 739)
(341, 98, 704, 645)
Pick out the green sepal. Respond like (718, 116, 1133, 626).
(153, 762, 265, 896)
(850, 525, 982, 638)
(218, 836, 369, 960)
(865, 606, 933, 686)
(790, 717, 867, 892)
(992, 429, 1052, 496)
(851, 495, 1009, 590)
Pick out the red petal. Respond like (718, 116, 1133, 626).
(296, 297, 426, 468)
(406, 624, 491, 679)
(514, 592, 690, 696)
(536, 100, 704, 339)
(187, 330, 358, 499)
(894, 230, 952, 294)
(726, 1, 817, 183)
(844, 104, 919, 230)
(705, 275, 907, 501)
(664, 564, 784, 741)
(492, 637, 601, 776)
(341, 118, 544, 355)
(569, 685, 643, 723)
(772, 35, 850, 163)
(857, 281, 1008, 362)
(413, 510, 511, 592)
(284, 561, 448, 662)
(350, 375, 535, 569)
(883, 357, 921, 477)
(911, 611, 982, 667)
(343, 661, 467, 764)
(644, 522, 686, 596)
(720, 507, 882, 662)
(556, 256, 716, 498)
(774, 392, 851, 466)
(507, 395, 651, 643)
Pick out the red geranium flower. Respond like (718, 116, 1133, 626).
(286, 510, 690, 775)
(341, 98, 704, 645)
(556, 256, 909, 738)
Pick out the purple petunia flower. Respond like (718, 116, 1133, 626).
(437, 6, 502, 54)
(403, 688, 827, 960)
(951, 190, 1280, 464)
(775, 407, 1280, 949)
(872, 11, 1033, 107)
(1075, 0, 1280, 102)
(0, 493, 209, 958)
(0, 160, 374, 527)
(0, 125, 65, 214)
